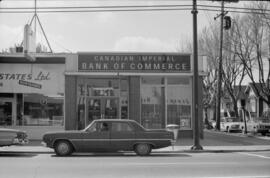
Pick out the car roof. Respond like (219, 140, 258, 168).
(95, 119, 136, 123)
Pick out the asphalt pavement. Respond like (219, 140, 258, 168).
(1, 129, 269, 154)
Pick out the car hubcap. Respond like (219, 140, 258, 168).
(58, 142, 69, 154)
(137, 144, 149, 154)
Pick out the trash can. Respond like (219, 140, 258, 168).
(166, 124, 180, 141)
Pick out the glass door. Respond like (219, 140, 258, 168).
(86, 98, 101, 126)
(86, 98, 119, 126)
(104, 98, 118, 119)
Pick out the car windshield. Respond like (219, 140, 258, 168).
(225, 117, 240, 122)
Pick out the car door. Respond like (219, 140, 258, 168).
(110, 122, 135, 151)
(80, 121, 110, 152)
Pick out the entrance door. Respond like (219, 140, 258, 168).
(0, 100, 13, 126)
(86, 98, 119, 126)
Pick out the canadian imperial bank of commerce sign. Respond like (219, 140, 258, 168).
(78, 54, 191, 73)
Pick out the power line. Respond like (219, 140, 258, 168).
(0, 8, 193, 13)
(0, 5, 193, 9)
(1, 4, 269, 13)
(0, 8, 269, 15)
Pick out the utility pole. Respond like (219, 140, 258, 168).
(191, 0, 203, 150)
(215, 0, 225, 131)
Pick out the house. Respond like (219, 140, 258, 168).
(220, 85, 248, 119)
(245, 83, 270, 118)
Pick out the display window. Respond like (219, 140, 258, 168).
(141, 76, 192, 130)
(0, 93, 64, 126)
(23, 94, 64, 126)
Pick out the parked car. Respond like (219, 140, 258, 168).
(0, 128, 28, 147)
(241, 109, 270, 136)
(242, 117, 270, 136)
(42, 119, 174, 156)
(220, 117, 242, 132)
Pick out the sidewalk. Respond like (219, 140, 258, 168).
(1, 142, 270, 154)
(1, 129, 270, 154)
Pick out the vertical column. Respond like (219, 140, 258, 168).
(65, 75, 77, 130)
(129, 76, 141, 123)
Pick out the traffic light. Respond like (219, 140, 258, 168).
(224, 16, 231, 30)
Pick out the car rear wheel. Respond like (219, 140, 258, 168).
(54, 140, 73, 156)
(134, 143, 152, 156)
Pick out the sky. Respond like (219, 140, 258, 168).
(0, 0, 252, 53)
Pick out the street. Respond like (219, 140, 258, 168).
(0, 151, 270, 178)
(1, 129, 270, 178)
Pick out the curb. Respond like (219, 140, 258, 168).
(1, 146, 270, 154)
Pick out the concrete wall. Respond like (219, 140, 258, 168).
(65, 75, 77, 130)
(128, 76, 141, 123)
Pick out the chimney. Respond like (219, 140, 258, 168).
(23, 24, 36, 53)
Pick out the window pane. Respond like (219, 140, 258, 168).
(0, 101, 12, 126)
(112, 122, 132, 132)
(167, 85, 192, 129)
(77, 78, 120, 97)
(23, 94, 64, 126)
(167, 77, 189, 85)
(141, 77, 164, 85)
(141, 85, 165, 129)
(120, 79, 128, 119)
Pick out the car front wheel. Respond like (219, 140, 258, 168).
(134, 143, 152, 156)
(54, 140, 73, 156)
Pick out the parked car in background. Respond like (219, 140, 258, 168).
(42, 119, 174, 156)
(0, 128, 28, 147)
(220, 117, 242, 132)
(241, 109, 270, 136)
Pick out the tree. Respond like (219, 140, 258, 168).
(232, 2, 270, 108)
(222, 15, 247, 118)
(198, 25, 220, 125)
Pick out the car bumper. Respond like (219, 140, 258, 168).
(41, 141, 47, 147)
(13, 138, 29, 145)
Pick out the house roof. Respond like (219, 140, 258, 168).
(245, 82, 269, 98)
(233, 85, 248, 99)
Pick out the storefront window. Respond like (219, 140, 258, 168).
(141, 77, 165, 129)
(167, 77, 192, 129)
(23, 94, 64, 126)
(142, 77, 164, 85)
(120, 79, 128, 119)
(141, 76, 192, 130)
(0, 100, 12, 126)
(78, 78, 120, 97)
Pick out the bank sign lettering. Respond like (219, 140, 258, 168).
(78, 54, 191, 72)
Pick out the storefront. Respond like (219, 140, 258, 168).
(65, 53, 204, 138)
(0, 54, 68, 139)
